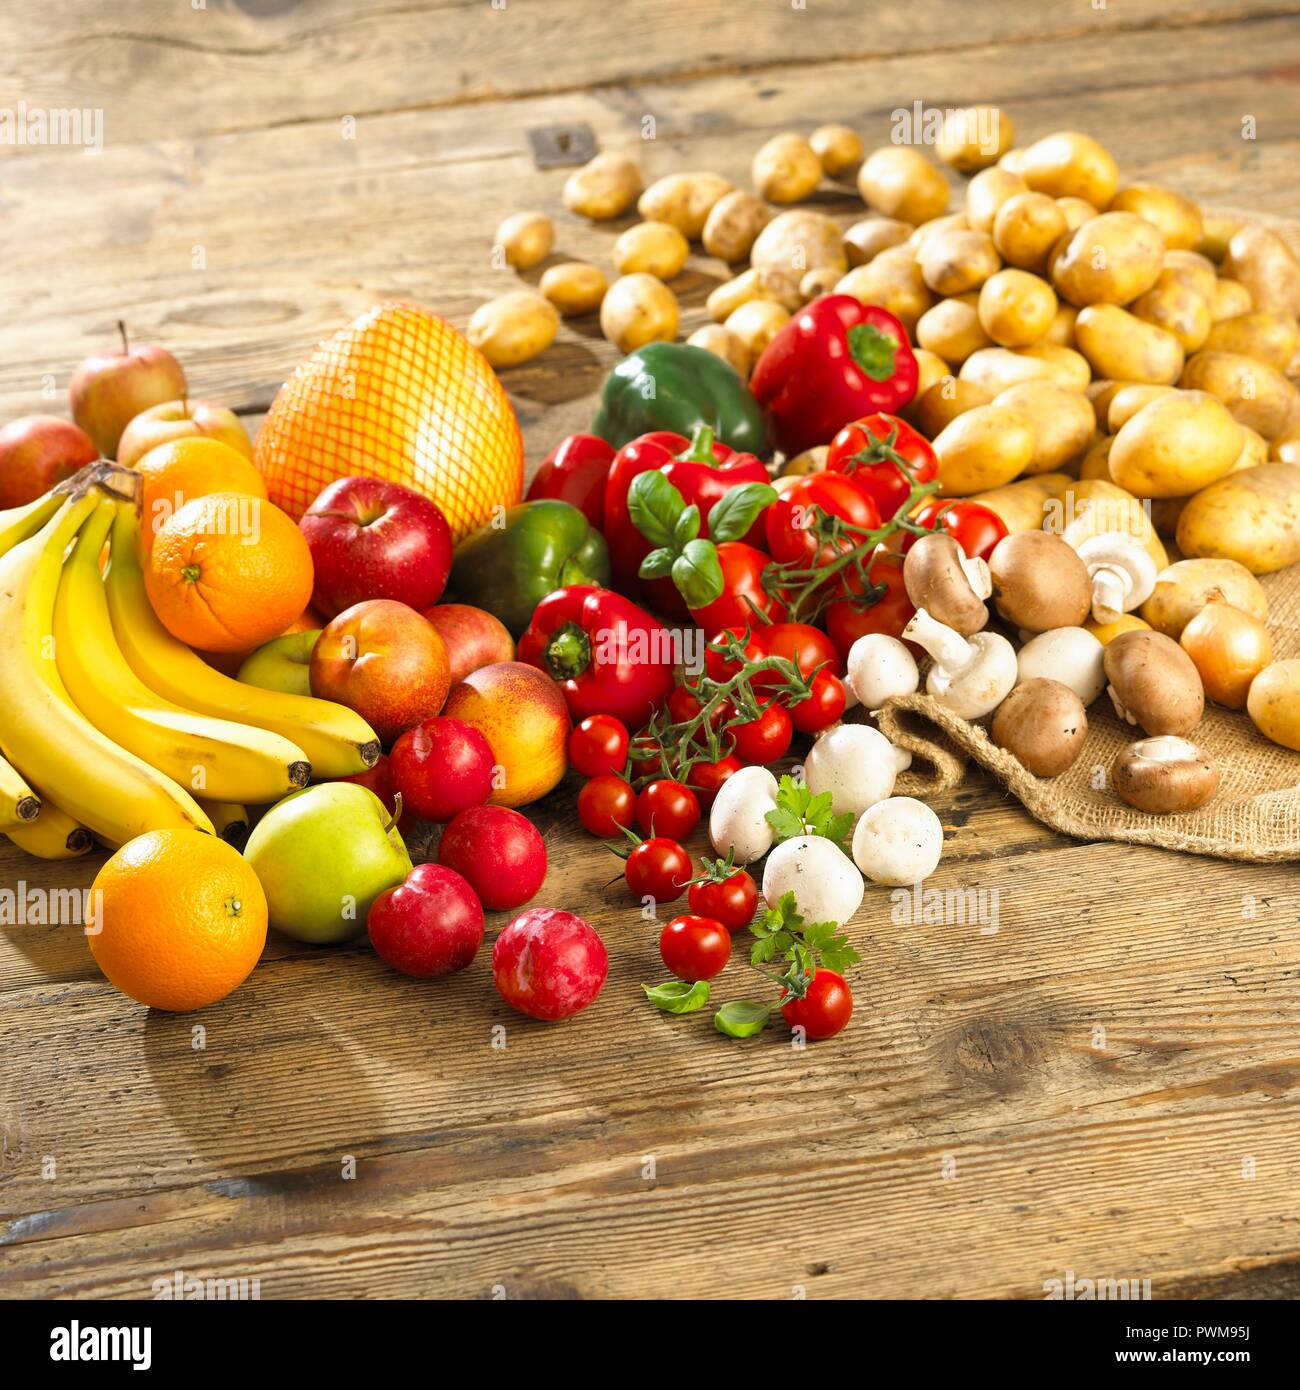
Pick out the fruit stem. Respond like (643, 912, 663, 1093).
(384, 792, 404, 836)
(118, 319, 129, 354)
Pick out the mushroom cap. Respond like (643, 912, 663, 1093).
(1075, 531, 1159, 623)
(989, 531, 1092, 632)
(904, 532, 990, 637)
(851, 796, 943, 885)
(846, 632, 920, 709)
(1103, 629, 1204, 736)
(1016, 626, 1106, 704)
(1112, 736, 1219, 814)
(924, 630, 1018, 720)
(990, 677, 1088, 777)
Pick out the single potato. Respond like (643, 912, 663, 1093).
(936, 106, 1015, 173)
(844, 216, 914, 266)
(1051, 212, 1166, 307)
(724, 300, 790, 364)
(1130, 272, 1212, 352)
(1075, 304, 1185, 385)
(1078, 435, 1115, 481)
(857, 146, 950, 225)
(918, 228, 1001, 296)
(753, 133, 822, 204)
(1210, 278, 1254, 321)
(708, 266, 802, 321)
(994, 381, 1095, 473)
(1247, 661, 1300, 751)
(1271, 421, 1300, 465)
(638, 172, 734, 240)
(993, 192, 1067, 272)
(1056, 197, 1098, 232)
(494, 211, 554, 269)
(1176, 463, 1300, 574)
(539, 261, 608, 317)
(467, 290, 559, 368)
(966, 167, 1028, 234)
(702, 191, 773, 263)
(613, 221, 690, 279)
(1179, 350, 1300, 438)
(979, 269, 1058, 347)
(1221, 223, 1300, 317)
(687, 324, 750, 378)
(751, 209, 848, 275)
(1043, 302, 1079, 346)
(563, 151, 643, 221)
(1106, 383, 1176, 433)
(1163, 249, 1218, 301)
(810, 124, 863, 176)
(1108, 390, 1242, 497)
(969, 472, 1074, 533)
(932, 402, 1037, 495)
(1197, 215, 1239, 263)
(1018, 131, 1119, 208)
(1109, 184, 1203, 251)
(960, 345, 1084, 396)
(917, 295, 992, 364)
(835, 245, 933, 332)
(800, 266, 842, 301)
(911, 348, 951, 403)
(1016, 343, 1092, 391)
(914, 377, 991, 436)
(1141, 557, 1268, 638)
(1202, 310, 1300, 373)
(600, 274, 679, 353)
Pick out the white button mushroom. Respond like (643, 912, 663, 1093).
(762, 835, 864, 927)
(846, 633, 920, 711)
(902, 607, 1018, 720)
(1073, 532, 1159, 625)
(851, 796, 943, 885)
(1015, 626, 1106, 705)
(709, 764, 780, 864)
(804, 723, 912, 817)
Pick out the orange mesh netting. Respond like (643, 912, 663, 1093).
(254, 302, 523, 540)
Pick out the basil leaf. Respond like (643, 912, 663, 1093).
(673, 503, 701, 547)
(638, 546, 676, 580)
(707, 482, 778, 544)
(673, 538, 724, 611)
(628, 470, 685, 548)
(714, 1000, 773, 1038)
(643, 980, 711, 1014)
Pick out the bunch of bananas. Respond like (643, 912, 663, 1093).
(0, 465, 381, 860)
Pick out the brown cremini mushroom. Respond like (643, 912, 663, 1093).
(989, 531, 1092, 632)
(1112, 736, 1219, 813)
(991, 677, 1088, 776)
(903, 532, 991, 636)
(1103, 629, 1204, 736)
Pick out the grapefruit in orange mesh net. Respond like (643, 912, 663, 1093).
(254, 302, 524, 540)
(88, 829, 267, 1012)
(145, 492, 315, 653)
(133, 436, 268, 552)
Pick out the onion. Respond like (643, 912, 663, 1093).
(1179, 601, 1272, 709)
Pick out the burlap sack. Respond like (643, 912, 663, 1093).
(878, 562, 1300, 863)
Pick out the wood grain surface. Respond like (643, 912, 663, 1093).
(3, 0, 1300, 1301)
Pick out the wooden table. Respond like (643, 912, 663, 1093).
(3, 0, 1299, 1300)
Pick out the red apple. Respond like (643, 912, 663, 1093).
(0, 416, 99, 507)
(70, 323, 187, 459)
(300, 476, 453, 618)
(422, 602, 515, 687)
(439, 805, 546, 911)
(492, 908, 607, 1020)
(117, 398, 252, 469)
(309, 598, 451, 746)
(389, 716, 494, 822)
(368, 863, 484, 978)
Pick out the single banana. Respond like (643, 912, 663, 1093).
(0, 491, 214, 844)
(199, 799, 250, 849)
(55, 501, 311, 804)
(105, 502, 380, 777)
(6, 799, 94, 860)
(0, 490, 64, 559)
(0, 751, 40, 830)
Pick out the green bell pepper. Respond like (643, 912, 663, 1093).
(448, 499, 610, 638)
(591, 342, 772, 458)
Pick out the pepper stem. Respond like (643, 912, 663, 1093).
(678, 423, 717, 463)
(542, 620, 593, 681)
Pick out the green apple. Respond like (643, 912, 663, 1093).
(238, 630, 321, 697)
(244, 783, 411, 944)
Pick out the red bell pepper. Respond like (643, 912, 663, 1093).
(526, 433, 615, 528)
(517, 585, 677, 728)
(826, 412, 938, 522)
(750, 297, 919, 458)
(603, 425, 771, 616)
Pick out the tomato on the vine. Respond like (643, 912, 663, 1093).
(688, 869, 758, 932)
(577, 773, 635, 837)
(625, 837, 692, 902)
(780, 968, 853, 1039)
(755, 621, 843, 687)
(568, 714, 630, 778)
(704, 624, 767, 684)
(824, 550, 916, 660)
(903, 498, 1008, 564)
(659, 915, 732, 982)
(686, 753, 745, 808)
(636, 779, 701, 840)
(726, 701, 793, 764)
(688, 541, 786, 635)
(764, 473, 881, 567)
(826, 412, 938, 522)
(666, 684, 733, 732)
(789, 669, 846, 734)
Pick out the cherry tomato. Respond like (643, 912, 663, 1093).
(689, 541, 786, 634)
(789, 670, 846, 734)
(666, 684, 734, 732)
(625, 837, 692, 902)
(826, 412, 939, 521)
(726, 701, 793, 764)
(824, 551, 916, 660)
(780, 969, 853, 1039)
(686, 753, 745, 808)
(903, 498, 1008, 564)
(636, 779, 701, 839)
(704, 624, 766, 684)
(577, 773, 635, 837)
(754, 622, 843, 692)
(568, 714, 630, 778)
(764, 473, 881, 566)
(688, 870, 758, 932)
(659, 914, 732, 981)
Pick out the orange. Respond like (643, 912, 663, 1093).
(133, 437, 268, 552)
(87, 829, 267, 1011)
(145, 492, 315, 653)
(254, 302, 523, 541)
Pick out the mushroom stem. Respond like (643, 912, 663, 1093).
(903, 607, 974, 673)
(1091, 564, 1131, 625)
(960, 553, 992, 601)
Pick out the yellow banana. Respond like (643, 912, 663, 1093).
(199, 799, 250, 848)
(6, 799, 94, 859)
(0, 490, 64, 559)
(105, 502, 380, 778)
(55, 502, 311, 804)
(0, 751, 40, 830)
(0, 491, 213, 844)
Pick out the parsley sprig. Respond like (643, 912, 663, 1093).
(763, 774, 855, 852)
